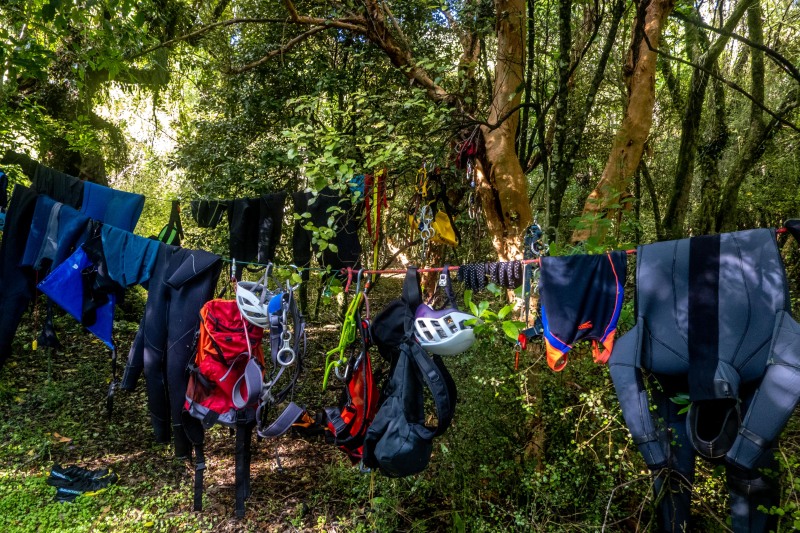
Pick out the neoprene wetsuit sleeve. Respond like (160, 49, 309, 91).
(608, 323, 670, 470)
(726, 310, 800, 470)
(121, 323, 145, 390)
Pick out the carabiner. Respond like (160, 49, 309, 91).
(276, 330, 295, 366)
(354, 268, 364, 295)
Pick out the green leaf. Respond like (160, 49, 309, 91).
(469, 301, 479, 316)
(502, 321, 519, 341)
(669, 393, 691, 405)
(486, 282, 501, 296)
(463, 289, 473, 308)
(477, 300, 489, 317)
(498, 304, 514, 320)
(328, 243, 338, 253)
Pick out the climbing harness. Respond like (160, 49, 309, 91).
(255, 277, 306, 439)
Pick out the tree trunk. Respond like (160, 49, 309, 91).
(715, 91, 799, 231)
(694, 74, 728, 235)
(546, 0, 574, 243)
(476, 0, 531, 261)
(661, 0, 755, 239)
(548, 0, 625, 242)
(571, 0, 675, 243)
(715, 2, 788, 232)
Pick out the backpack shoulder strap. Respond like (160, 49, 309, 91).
(406, 343, 456, 437)
(402, 267, 422, 336)
(169, 200, 185, 240)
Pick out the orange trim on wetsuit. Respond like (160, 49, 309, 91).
(540, 251, 627, 371)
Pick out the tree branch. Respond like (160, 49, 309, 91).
(360, 0, 452, 104)
(226, 26, 330, 74)
(130, 16, 366, 60)
(282, 0, 300, 20)
(642, 31, 800, 133)
(672, 9, 800, 83)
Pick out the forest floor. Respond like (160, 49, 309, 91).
(0, 280, 412, 533)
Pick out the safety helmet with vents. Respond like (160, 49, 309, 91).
(413, 265, 476, 356)
(236, 270, 275, 328)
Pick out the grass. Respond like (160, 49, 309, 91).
(0, 287, 396, 533)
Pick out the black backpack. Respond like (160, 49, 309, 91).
(157, 200, 184, 246)
(363, 267, 457, 477)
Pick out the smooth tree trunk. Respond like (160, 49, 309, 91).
(571, 0, 675, 243)
(476, 0, 531, 261)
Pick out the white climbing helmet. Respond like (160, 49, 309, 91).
(413, 304, 476, 356)
(236, 277, 274, 329)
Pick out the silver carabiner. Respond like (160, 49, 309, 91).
(334, 360, 349, 381)
(276, 329, 295, 366)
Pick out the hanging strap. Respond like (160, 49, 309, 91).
(401, 266, 422, 337)
(256, 401, 305, 438)
(404, 343, 457, 438)
(169, 200, 184, 241)
(440, 265, 457, 308)
(231, 312, 263, 409)
(181, 412, 206, 511)
(234, 414, 253, 518)
(232, 357, 264, 410)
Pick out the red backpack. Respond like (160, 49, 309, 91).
(183, 298, 265, 518)
(324, 315, 379, 462)
(185, 299, 265, 428)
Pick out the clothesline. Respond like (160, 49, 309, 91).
(223, 227, 790, 278)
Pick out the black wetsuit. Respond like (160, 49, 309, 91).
(609, 228, 796, 532)
(0, 185, 38, 369)
(121, 245, 222, 457)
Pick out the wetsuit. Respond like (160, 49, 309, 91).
(227, 193, 286, 278)
(609, 228, 796, 532)
(0, 185, 38, 369)
(190, 200, 228, 228)
(2, 151, 84, 208)
(80, 181, 145, 232)
(539, 251, 626, 371)
(21, 195, 91, 271)
(121, 245, 222, 457)
(291, 186, 363, 272)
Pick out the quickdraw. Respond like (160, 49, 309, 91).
(515, 223, 547, 369)
(419, 204, 434, 263)
(323, 269, 365, 390)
